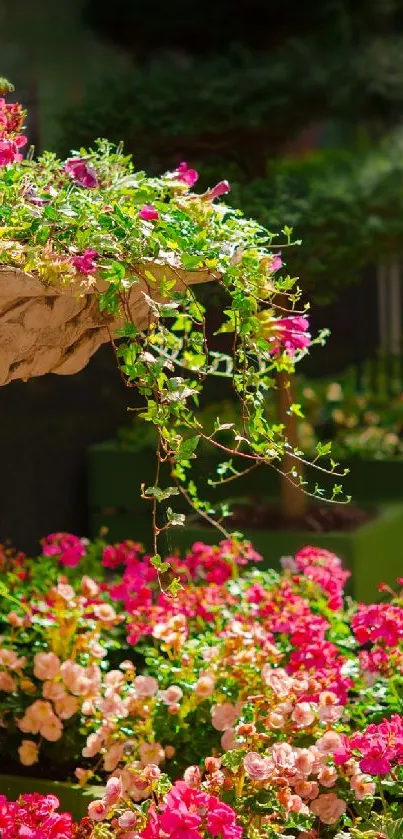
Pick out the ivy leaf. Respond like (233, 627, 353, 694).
(166, 508, 186, 527)
(166, 578, 183, 596)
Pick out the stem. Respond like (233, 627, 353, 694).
(277, 371, 308, 521)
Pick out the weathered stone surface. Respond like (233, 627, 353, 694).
(0, 264, 213, 385)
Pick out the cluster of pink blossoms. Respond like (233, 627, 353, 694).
(294, 545, 350, 610)
(0, 92, 27, 167)
(0, 793, 73, 839)
(42, 532, 88, 568)
(339, 714, 403, 776)
(88, 772, 242, 839)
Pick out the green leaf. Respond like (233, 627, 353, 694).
(221, 749, 246, 773)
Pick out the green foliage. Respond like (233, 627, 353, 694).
(231, 134, 403, 302)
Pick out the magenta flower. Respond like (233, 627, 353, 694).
(174, 162, 199, 188)
(65, 157, 99, 188)
(0, 135, 26, 167)
(72, 249, 98, 275)
(42, 532, 87, 568)
(139, 204, 159, 221)
(266, 315, 311, 357)
(202, 180, 231, 201)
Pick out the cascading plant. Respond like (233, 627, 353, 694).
(0, 79, 348, 581)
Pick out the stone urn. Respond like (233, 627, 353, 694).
(0, 263, 212, 385)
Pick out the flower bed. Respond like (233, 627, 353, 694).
(1, 535, 403, 836)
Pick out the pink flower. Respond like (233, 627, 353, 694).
(174, 162, 199, 188)
(65, 157, 99, 188)
(118, 811, 137, 829)
(243, 751, 273, 781)
(139, 204, 159, 221)
(183, 766, 202, 787)
(72, 249, 98, 275)
(202, 180, 231, 201)
(33, 652, 60, 681)
(266, 315, 311, 357)
(88, 800, 108, 821)
(0, 135, 26, 166)
(310, 792, 346, 825)
(104, 776, 123, 805)
(42, 532, 86, 568)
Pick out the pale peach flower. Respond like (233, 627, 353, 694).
(266, 712, 286, 729)
(133, 676, 159, 698)
(104, 670, 124, 688)
(103, 743, 125, 772)
(18, 740, 39, 766)
(0, 672, 16, 692)
(211, 702, 242, 731)
(291, 702, 316, 728)
(41, 717, 63, 741)
(160, 685, 183, 705)
(0, 649, 25, 670)
(82, 732, 103, 758)
(7, 612, 24, 628)
(33, 652, 60, 681)
(350, 773, 376, 800)
(221, 729, 239, 751)
(55, 694, 79, 719)
(81, 576, 100, 598)
(271, 742, 295, 770)
(60, 661, 92, 696)
(194, 673, 215, 698)
(262, 666, 293, 697)
(88, 800, 108, 821)
(318, 691, 343, 723)
(315, 730, 343, 755)
(294, 780, 319, 800)
(317, 765, 338, 788)
(55, 583, 75, 602)
(139, 742, 165, 767)
(202, 646, 219, 661)
(310, 792, 346, 824)
(93, 603, 117, 624)
(294, 748, 315, 776)
(42, 680, 66, 702)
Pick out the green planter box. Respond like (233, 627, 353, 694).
(161, 502, 403, 603)
(87, 442, 278, 545)
(0, 774, 103, 820)
(341, 457, 403, 503)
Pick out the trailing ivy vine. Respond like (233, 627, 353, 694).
(0, 80, 347, 579)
